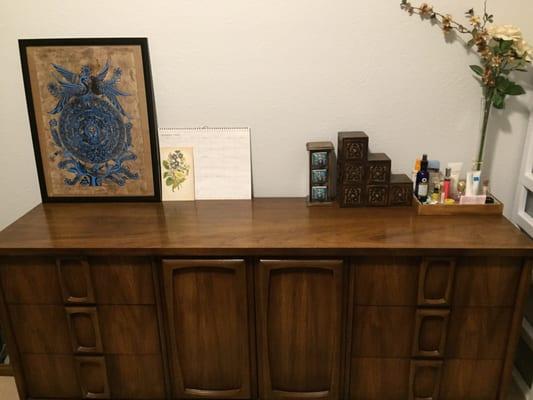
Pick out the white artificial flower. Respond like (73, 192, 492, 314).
(514, 39, 533, 62)
(487, 24, 523, 42)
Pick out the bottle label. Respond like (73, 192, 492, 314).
(418, 184, 428, 197)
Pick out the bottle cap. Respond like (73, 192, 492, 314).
(420, 154, 428, 169)
(445, 168, 451, 178)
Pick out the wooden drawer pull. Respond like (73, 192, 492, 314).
(66, 307, 103, 354)
(418, 258, 456, 306)
(412, 309, 450, 358)
(57, 258, 95, 304)
(74, 356, 110, 399)
(409, 360, 443, 400)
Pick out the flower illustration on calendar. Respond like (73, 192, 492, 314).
(161, 147, 195, 201)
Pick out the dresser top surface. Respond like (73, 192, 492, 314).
(0, 198, 531, 256)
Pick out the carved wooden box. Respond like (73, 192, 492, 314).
(389, 174, 413, 207)
(307, 142, 336, 205)
(337, 132, 368, 208)
(367, 153, 391, 185)
(367, 185, 389, 207)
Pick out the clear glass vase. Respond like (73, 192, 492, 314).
(474, 96, 492, 172)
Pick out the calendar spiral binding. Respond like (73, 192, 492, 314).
(159, 126, 250, 133)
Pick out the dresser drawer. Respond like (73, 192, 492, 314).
(453, 257, 522, 306)
(0, 256, 155, 305)
(21, 353, 166, 399)
(439, 359, 503, 400)
(8, 305, 71, 353)
(355, 257, 419, 306)
(352, 306, 415, 358)
(446, 307, 512, 359)
(22, 354, 81, 398)
(351, 306, 512, 360)
(354, 256, 522, 307)
(349, 358, 503, 400)
(349, 358, 410, 400)
(0, 257, 62, 304)
(7, 305, 161, 355)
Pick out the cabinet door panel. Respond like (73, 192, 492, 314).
(163, 259, 252, 399)
(355, 257, 419, 306)
(257, 260, 343, 400)
(453, 257, 521, 306)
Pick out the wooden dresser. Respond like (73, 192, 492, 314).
(0, 198, 531, 400)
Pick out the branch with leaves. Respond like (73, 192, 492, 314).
(400, 1, 532, 170)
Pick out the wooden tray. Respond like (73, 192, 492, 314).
(414, 195, 503, 216)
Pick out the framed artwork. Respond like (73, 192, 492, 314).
(19, 38, 161, 202)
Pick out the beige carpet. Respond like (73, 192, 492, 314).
(0, 377, 18, 400)
(0, 376, 526, 400)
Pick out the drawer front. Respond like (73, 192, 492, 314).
(355, 257, 419, 306)
(408, 360, 443, 400)
(8, 305, 161, 356)
(23, 354, 167, 400)
(57, 258, 95, 304)
(446, 307, 513, 359)
(439, 359, 503, 400)
(354, 256, 522, 307)
(453, 257, 522, 306)
(350, 358, 410, 400)
(352, 306, 415, 358)
(352, 306, 508, 360)
(1, 257, 62, 304)
(107, 354, 166, 399)
(418, 258, 456, 307)
(349, 358, 502, 400)
(1, 256, 155, 305)
(74, 356, 111, 399)
(412, 309, 450, 359)
(22, 354, 81, 398)
(65, 307, 104, 354)
(8, 305, 71, 354)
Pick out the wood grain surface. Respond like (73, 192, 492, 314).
(0, 198, 531, 256)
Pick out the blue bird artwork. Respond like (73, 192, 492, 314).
(47, 61, 138, 187)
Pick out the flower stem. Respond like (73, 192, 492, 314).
(475, 95, 492, 171)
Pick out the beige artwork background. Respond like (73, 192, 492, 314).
(26, 45, 154, 197)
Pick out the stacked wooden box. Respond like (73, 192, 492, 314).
(337, 131, 413, 207)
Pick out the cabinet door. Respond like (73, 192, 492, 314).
(256, 260, 344, 400)
(162, 259, 253, 399)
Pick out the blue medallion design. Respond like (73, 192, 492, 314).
(47, 61, 138, 187)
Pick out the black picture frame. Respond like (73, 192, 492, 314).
(19, 37, 161, 202)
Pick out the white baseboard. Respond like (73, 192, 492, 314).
(513, 367, 533, 400)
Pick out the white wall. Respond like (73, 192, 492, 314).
(1, 0, 532, 229)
